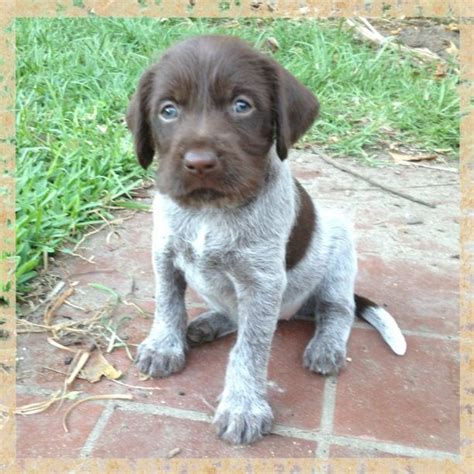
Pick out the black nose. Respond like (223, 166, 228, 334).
(183, 150, 217, 175)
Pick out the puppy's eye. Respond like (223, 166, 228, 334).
(160, 103, 179, 121)
(232, 98, 253, 114)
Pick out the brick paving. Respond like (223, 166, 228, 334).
(16, 152, 460, 460)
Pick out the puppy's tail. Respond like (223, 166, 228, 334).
(354, 294, 407, 356)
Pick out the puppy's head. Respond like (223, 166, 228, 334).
(127, 35, 319, 207)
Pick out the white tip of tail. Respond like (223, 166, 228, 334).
(359, 307, 407, 356)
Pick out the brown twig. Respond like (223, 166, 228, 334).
(63, 300, 88, 312)
(398, 161, 458, 173)
(110, 379, 162, 391)
(62, 394, 133, 432)
(346, 17, 442, 63)
(166, 448, 182, 459)
(47, 337, 78, 353)
(43, 286, 75, 326)
(64, 350, 92, 387)
(70, 215, 134, 252)
(332, 183, 456, 192)
(43, 366, 69, 376)
(313, 148, 437, 208)
(6, 390, 74, 416)
(58, 249, 96, 264)
(199, 395, 217, 414)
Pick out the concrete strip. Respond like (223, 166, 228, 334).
(112, 398, 460, 460)
(114, 399, 212, 423)
(15, 374, 460, 460)
(314, 376, 338, 458)
(79, 402, 115, 457)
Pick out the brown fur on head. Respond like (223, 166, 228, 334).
(126, 35, 319, 207)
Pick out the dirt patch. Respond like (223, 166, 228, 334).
(372, 18, 459, 61)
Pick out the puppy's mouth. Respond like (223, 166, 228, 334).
(171, 183, 249, 209)
(186, 188, 226, 201)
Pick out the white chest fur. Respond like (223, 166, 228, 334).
(151, 151, 326, 321)
(191, 224, 208, 258)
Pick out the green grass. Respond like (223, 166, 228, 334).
(16, 17, 459, 294)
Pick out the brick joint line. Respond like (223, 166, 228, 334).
(14, 386, 460, 461)
(113, 399, 460, 460)
(17, 386, 461, 462)
(16, 377, 460, 460)
(79, 402, 115, 458)
(294, 318, 457, 341)
(352, 321, 458, 341)
(314, 376, 338, 458)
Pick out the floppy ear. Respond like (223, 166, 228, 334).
(126, 69, 155, 169)
(272, 63, 320, 160)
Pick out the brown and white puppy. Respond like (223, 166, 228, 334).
(127, 35, 406, 445)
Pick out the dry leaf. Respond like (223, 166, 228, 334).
(223, 20, 239, 28)
(80, 351, 122, 383)
(446, 23, 459, 32)
(44, 286, 74, 326)
(85, 108, 97, 120)
(167, 448, 182, 459)
(434, 63, 447, 78)
(446, 41, 459, 57)
(380, 126, 395, 135)
(389, 151, 436, 163)
(265, 37, 280, 53)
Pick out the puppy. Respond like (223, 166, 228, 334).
(127, 35, 407, 445)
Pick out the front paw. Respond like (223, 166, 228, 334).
(303, 335, 346, 375)
(136, 333, 185, 378)
(213, 392, 273, 445)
